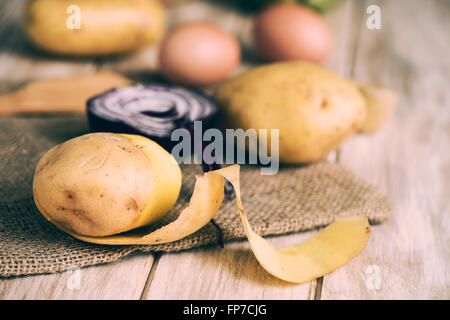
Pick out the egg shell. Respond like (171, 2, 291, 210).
(159, 22, 241, 87)
(254, 3, 333, 63)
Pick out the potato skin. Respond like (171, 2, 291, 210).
(33, 133, 181, 237)
(357, 85, 397, 133)
(24, 0, 165, 56)
(213, 61, 367, 163)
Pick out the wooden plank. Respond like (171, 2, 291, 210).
(0, 254, 154, 300)
(144, 233, 318, 300)
(321, 0, 450, 299)
(323, 0, 362, 75)
(142, 1, 357, 300)
(314, 0, 364, 298)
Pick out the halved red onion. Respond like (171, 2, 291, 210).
(87, 84, 218, 149)
(87, 84, 229, 243)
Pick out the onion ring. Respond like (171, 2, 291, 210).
(87, 84, 218, 150)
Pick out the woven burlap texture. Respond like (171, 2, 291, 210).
(0, 116, 393, 277)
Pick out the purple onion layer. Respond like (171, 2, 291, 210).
(86, 84, 218, 151)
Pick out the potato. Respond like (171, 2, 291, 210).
(24, 0, 166, 56)
(33, 133, 181, 237)
(213, 61, 367, 163)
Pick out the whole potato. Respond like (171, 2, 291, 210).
(33, 133, 181, 237)
(24, 0, 166, 56)
(213, 61, 367, 163)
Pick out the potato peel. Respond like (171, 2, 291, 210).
(213, 165, 371, 284)
(358, 84, 398, 133)
(0, 71, 132, 115)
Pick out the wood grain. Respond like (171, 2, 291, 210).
(321, 0, 450, 299)
(0, 254, 154, 300)
(144, 233, 319, 300)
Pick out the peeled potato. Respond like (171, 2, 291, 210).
(33, 133, 182, 237)
(24, 0, 166, 56)
(59, 166, 225, 245)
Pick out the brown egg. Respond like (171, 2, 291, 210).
(159, 22, 241, 87)
(253, 3, 333, 63)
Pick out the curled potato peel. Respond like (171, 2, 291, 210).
(211, 166, 371, 284)
(34, 135, 370, 283)
(357, 84, 398, 133)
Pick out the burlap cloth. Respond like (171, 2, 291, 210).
(0, 115, 393, 277)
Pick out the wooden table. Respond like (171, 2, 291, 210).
(0, 0, 449, 300)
